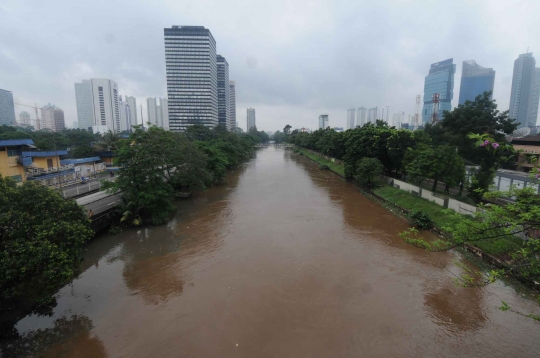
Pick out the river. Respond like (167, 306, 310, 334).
(9, 147, 540, 357)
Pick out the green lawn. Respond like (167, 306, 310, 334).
(374, 186, 463, 229)
(296, 148, 345, 176)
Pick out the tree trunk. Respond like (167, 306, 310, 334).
(458, 182, 464, 197)
(432, 178, 438, 192)
(445, 183, 450, 193)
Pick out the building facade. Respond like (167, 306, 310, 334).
(229, 81, 236, 130)
(40, 104, 65, 132)
(0, 88, 16, 126)
(346, 108, 356, 129)
(392, 112, 405, 128)
(160, 98, 169, 130)
(74, 79, 120, 132)
(458, 60, 495, 105)
(247, 108, 256, 131)
(147, 97, 168, 129)
(422, 58, 456, 123)
(125, 96, 138, 127)
(164, 25, 218, 131)
(147, 97, 158, 126)
(19, 111, 31, 126)
(357, 107, 367, 127)
(118, 96, 132, 132)
(217, 55, 231, 129)
(318, 114, 329, 129)
(509, 53, 540, 129)
(367, 107, 378, 123)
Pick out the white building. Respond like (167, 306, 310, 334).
(147, 97, 168, 129)
(392, 112, 405, 128)
(357, 107, 367, 127)
(125, 96, 138, 127)
(74, 79, 120, 132)
(346, 108, 356, 129)
(318, 114, 329, 129)
(118, 96, 132, 132)
(367, 107, 378, 123)
(247, 108, 256, 131)
(19, 111, 31, 126)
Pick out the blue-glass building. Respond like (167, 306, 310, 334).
(422, 58, 456, 124)
(458, 60, 495, 105)
(0, 88, 16, 126)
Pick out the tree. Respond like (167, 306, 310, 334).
(71, 146, 96, 159)
(103, 126, 177, 225)
(0, 177, 93, 335)
(283, 124, 292, 136)
(355, 157, 384, 187)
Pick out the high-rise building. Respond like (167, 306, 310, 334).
(357, 107, 367, 127)
(422, 58, 456, 123)
(247, 108, 256, 131)
(318, 114, 329, 129)
(147, 97, 168, 129)
(40, 104, 65, 132)
(74, 79, 120, 132)
(118, 96, 132, 132)
(392, 112, 405, 127)
(346, 108, 356, 129)
(367, 107, 378, 123)
(229, 81, 236, 130)
(160, 98, 169, 130)
(125, 96, 138, 126)
(164, 25, 218, 131)
(19, 111, 31, 126)
(509, 53, 540, 129)
(458, 60, 495, 105)
(217, 55, 230, 129)
(147, 97, 158, 126)
(0, 88, 16, 126)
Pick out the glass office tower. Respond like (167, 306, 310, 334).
(458, 60, 495, 105)
(422, 58, 456, 124)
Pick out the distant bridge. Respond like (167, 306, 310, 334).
(254, 143, 295, 148)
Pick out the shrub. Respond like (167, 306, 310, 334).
(408, 210, 433, 229)
(319, 164, 330, 170)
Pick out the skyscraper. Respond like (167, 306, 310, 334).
(247, 108, 256, 131)
(509, 53, 540, 129)
(125, 96, 138, 126)
(217, 55, 231, 129)
(392, 112, 405, 127)
(229, 81, 236, 130)
(318, 114, 329, 129)
(19, 111, 31, 126)
(160, 98, 169, 130)
(458, 60, 495, 105)
(346, 108, 356, 129)
(74, 79, 120, 132)
(164, 25, 218, 131)
(0, 88, 16, 126)
(147, 97, 158, 126)
(40, 104, 65, 132)
(422, 59, 456, 123)
(118, 96, 132, 132)
(357, 107, 367, 127)
(367, 107, 378, 123)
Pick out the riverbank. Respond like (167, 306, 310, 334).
(295, 147, 524, 264)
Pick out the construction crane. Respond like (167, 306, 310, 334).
(14, 102, 42, 130)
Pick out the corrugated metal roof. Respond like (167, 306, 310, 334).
(26, 168, 75, 181)
(22, 150, 68, 157)
(60, 157, 100, 165)
(0, 139, 35, 147)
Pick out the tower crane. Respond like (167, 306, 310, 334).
(13, 102, 42, 130)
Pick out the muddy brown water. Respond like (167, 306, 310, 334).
(9, 147, 540, 357)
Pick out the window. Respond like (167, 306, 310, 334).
(47, 158, 53, 168)
(10, 175, 22, 183)
(7, 149, 18, 157)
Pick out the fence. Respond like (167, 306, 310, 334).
(388, 178, 477, 216)
(62, 181, 102, 199)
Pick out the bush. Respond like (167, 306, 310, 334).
(319, 164, 330, 170)
(408, 210, 433, 229)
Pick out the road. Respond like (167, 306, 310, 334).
(84, 193, 122, 216)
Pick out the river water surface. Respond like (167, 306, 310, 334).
(11, 147, 540, 357)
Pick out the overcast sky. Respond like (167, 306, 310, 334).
(1, 0, 540, 132)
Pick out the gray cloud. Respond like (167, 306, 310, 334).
(1, 0, 540, 132)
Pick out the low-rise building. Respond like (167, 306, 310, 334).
(60, 157, 105, 178)
(511, 135, 540, 172)
(0, 139, 36, 184)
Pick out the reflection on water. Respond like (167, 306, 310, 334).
(9, 147, 540, 357)
(1, 315, 106, 358)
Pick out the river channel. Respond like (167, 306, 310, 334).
(10, 147, 540, 357)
